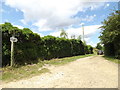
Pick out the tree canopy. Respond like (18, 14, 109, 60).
(96, 43, 103, 50)
(99, 10, 120, 59)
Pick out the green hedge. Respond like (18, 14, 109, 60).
(1, 22, 93, 67)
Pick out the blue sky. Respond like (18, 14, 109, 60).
(1, 0, 119, 47)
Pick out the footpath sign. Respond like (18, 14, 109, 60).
(10, 36, 18, 42)
(10, 36, 18, 67)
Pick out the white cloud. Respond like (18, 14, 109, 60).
(15, 8, 19, 12)
(104, 3, 110, 8)
(50, 31, 61, 37)
(4, 0, 105, 31)
(87, 41, 96, 47)
(50, 25, 101, 38)
(0, 8, 4, 13)
(50, 24, 101, 46)
(13, 24, 24, 29)
(37, 33, 44, 37)
(20, 19, 27, 25)
(33, 14, 97, 32)
(31, 28, 45, 37)
(68, 25, 101, 38)
(33, 19, 52, 32)
(81, 14, 96, 22)
(106, 4, 110, 7)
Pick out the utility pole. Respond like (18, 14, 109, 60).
(82, 23, 85, 43)
(81, 23, 86, 55)
(10, 36, 18, 67)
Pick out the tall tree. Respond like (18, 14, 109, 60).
(99, 10, 120, 58)
(71, 35, 76, 39)
(77, 35, 81, 40)
(60, 29, 68, 39)
(96, 43, 103, 50)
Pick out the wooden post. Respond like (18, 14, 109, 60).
(10, 36, 17, 67)
(11, 41, 14, 67)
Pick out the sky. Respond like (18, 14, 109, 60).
(0, 0, 119, 47)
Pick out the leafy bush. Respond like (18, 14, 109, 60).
(84, 45, 93, 54)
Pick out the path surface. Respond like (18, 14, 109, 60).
(1, 56, 118, 88)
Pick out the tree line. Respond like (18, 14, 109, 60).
(1, 22, 93, 67)
(99, 10, 120, 59)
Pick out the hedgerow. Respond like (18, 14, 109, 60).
(1, 22, 93, 67)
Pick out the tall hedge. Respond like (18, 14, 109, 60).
(1, 22, 93, 67)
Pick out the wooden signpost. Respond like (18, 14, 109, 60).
(10, 36, 18, 67)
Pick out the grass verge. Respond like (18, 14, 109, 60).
(43, 54, 93, 66)
(102, 56, 120, 64)
(2, 54, 93, 83)
(2, 64, 50, 83)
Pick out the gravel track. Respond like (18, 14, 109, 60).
(1, 55, 118, 88)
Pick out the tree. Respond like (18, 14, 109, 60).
(71, 35, 75, 39)
(77, 35, 81, 40)
(60, 29, 68, 39)
(99, 10, 120, 58)
(96, 43, 103, 50)
(87, 45, 93, 54)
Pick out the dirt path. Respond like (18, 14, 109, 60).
(1, 56, 118, 88)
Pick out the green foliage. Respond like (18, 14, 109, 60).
(102, 56, 120, 64)
(44, 54, 93, 66)
(104, 43, 115, 56)
(2, 65, 49, 82)
(1, 22, 41, 66)
(60, 29, 68, 38)
(84, 45, 93, 54)
(70, 39, 85, 55)
(87, 45, 94, 54)
(99, 10, 120, 59)
(1, 22, 93, 67)
(96, 43, 103, 50)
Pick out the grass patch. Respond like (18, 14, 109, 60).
(2, 54, 93, 83)
(2, 63, 50, 83)
(43, 54, 93, 66)
(102, 56, 120, 64)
